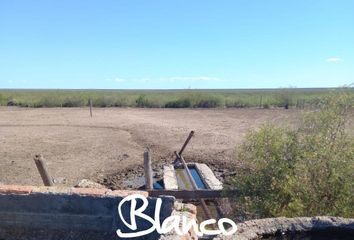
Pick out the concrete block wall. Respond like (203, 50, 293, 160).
(0, 185, 175, 240)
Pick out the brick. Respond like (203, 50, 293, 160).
(71, 187, 108, 196)
(106, 190, 148, 198)
(0, 185, 33, 195)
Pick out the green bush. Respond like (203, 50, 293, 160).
(225, 99, 250, 108)
(0, 94, 5, 106)
(136, 95, 150, 107)
(195, 96, 223, 108)
(227, 92, 354, 218)
(6, 97, 17, 106)
(113, 97, 129, 107)
(135, 94, 161, 108)
(276, 90, 293, 109)
(62, 96, 86, 107)
(165, 98, 192, 108)
(262, 103, 270, 109)
(187, 93, 224, 108)
(164, 94, 223, 108)
(36, 96, 59, 107)
(93, 96, 116, 107)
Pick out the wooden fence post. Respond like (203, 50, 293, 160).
(34, 154, 53, 186)
(144, 149, 153, 190)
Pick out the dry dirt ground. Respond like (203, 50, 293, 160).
(0, 107, 300, 189)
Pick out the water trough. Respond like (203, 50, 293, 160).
(162, 162, 224, 222)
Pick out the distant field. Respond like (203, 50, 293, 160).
(0, 88, 352, 108)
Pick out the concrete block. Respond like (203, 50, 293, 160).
(163, 165, 179, 190)
(195, 163, 223, 190)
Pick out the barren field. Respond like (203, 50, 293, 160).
(0, 107, 300, 189)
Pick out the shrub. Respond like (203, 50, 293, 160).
(227, 92, 354, 218)
(93, 96, 116, 107)
(7, 100, 16, 106)
(165, 98, 192, 108)
(276, 90, 293, 109)
(135, 95, 150, 107)
(193, 94, 224, 108)
(62, 97, 85, 107)
(0, 94, 5, 106)
(262, 103, 270, 109)
(114, 97, 129, 107)
(225, 99, 250, 108)
(164, 94, 223, 108)
(135, 94, 161, 108)
(36, 96, 59, 107)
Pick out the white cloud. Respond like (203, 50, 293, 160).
(326, 57, 342, 63)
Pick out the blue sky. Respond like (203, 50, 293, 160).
(0, 0, 353, 89)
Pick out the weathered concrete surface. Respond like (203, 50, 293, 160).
(163, 165, 179, 190)
(195, 163, 222, 190)
(0, 185, 174, 240)
(214, 216, 354, 240)
(75, 179, 106, 189)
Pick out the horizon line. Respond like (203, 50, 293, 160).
(0, 87, 353, 91)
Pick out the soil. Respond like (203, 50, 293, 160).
(0, 107, 300, 189)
